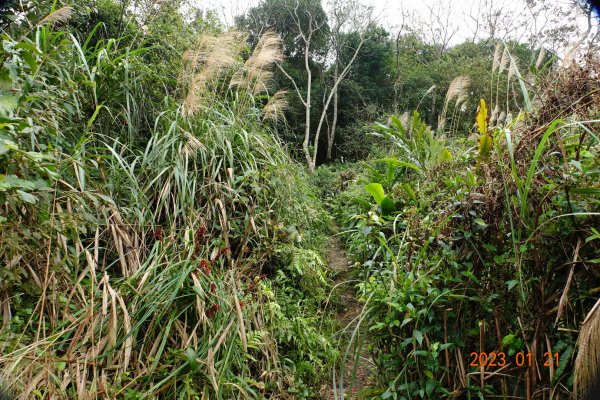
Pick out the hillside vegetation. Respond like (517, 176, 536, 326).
(0, 1, 599, 399)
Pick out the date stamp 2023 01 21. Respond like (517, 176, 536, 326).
(469, 351, 559, 368)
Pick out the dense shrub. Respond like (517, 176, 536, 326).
(0, 12, 336, 400)
(326, 56, 599, 398)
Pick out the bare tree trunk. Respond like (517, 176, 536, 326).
(301, 23, 315, 170)
(281, 0, 374, 172)
(326, 82, 338, 160)
(311, 37, 366, 167)
(303, 65, 313, 169)
(283, 0, 324, 172)
(326, 63, 339, 161)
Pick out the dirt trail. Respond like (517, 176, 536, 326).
(322, 235, 374, 400)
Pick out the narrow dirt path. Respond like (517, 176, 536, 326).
(322, 235, 375, 400)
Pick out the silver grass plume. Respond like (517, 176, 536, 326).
(535, 48, 546, 69)
(507, 58, 518, 81)
(499, 47, 510, 74)
(231, 30, 283, 95)
(438, 76, 470, 131)
(498, 111, 506, 124)
(38, 6, 73, 26)
(492, 43, 503, 74)
(262, 90, 288, 123)
(181, 31, 245, 116)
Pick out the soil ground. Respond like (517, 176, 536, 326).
(321, 235, 375, 399)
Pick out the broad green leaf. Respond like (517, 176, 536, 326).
(374, 158, 422, 173)
(474, 217, 488, 227)
(0, 175, 36, 190)
(476, 98, 488, 135)
(14, 42, 40, 54)
(413, 329, 423, 345)
(426, 379, 436, 395)
(478, 132, 493, 158)
(380, 196, 395, 216)
(185, 348, 198, 371)
(20, 50, 38, 73)
(351, 197, 372, 209)
(16, 190, 37, 204)
(0, 94, 18, 115)
(365, 183, 386, 205)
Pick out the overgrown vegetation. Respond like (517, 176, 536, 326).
(0, 4, 334, 399)
(324, 48, 600, 398)
(0, 1, 598, 399)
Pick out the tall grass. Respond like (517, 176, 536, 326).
(0, 18, 333, 399)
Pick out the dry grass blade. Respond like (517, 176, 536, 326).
(207, 319, 235, 394)
(181, 129, 205, 158)
(104, 273, 118, 365)
(574, 297, 600, 398)
(233, 289, 248, 353)
(555, 239, 582, 325)
(116, 294, 132, 373)
(1, 295, 11, 328)
(191, 274, 208, 326)
(490, 104, 499, 125)
(424, 85, 436, 96)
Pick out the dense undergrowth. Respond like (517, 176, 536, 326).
(1, 3, 599, 400)
(319, 52, 600, 398)
(0, 12, 337, 400)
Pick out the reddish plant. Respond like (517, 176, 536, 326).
(247, 274, 268, 292)
(206, 303, 220, 318)
(152, 226, 164, 241)
(195, 226, 207, 242)
(198, 259, 211, 275)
